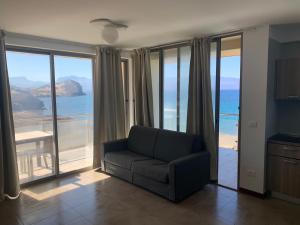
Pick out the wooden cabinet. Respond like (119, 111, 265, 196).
(268, 155, 300, 198)
(268, 141, 300, 200)
(268, 143, 300, 160)
(275, 58, 300, 100)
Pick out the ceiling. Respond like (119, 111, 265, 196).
(0, 0, 300, 48)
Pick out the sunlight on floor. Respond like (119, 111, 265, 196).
(22, 171, 111, 201)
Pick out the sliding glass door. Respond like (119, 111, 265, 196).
(179, 46, 191, 132)
(6, 51, 56, 183)
(210, 35, 242, 190)
(163, 48, 178, 131)
(6, 49, 94, 184)
(54, 55, 93, 173)
(152, 46, 191, 132)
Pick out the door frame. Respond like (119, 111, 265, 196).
(210, 33, 243, 191)
(6, 45, 95, 186)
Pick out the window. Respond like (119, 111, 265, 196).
(54, 55, 93, 174)
(121, 59, 130, 130)
(210, 35, 242, 190)
(6, 51, 55, 183)
(150, 52, 160, 128)
(150, 46, 191, 132)
(210, 41, 217, 125)
(6, 48, 94, 184)
(163, 48, 178, 131)
(179, 46, 191, 131)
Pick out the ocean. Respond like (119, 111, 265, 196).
(218, 89, 239, 136)
(40, 94, 93, 118)
(39, 89, 239, 136)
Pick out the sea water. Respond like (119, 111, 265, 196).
(39, 89, 239, 136)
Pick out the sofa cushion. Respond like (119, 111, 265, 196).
(105, 150, 149, 170)
(132, 159, 169, 184)
(154, 130, 196, 162)
(128, 126, 158, 157)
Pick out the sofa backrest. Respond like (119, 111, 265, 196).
(128, 126, 158, 157)
(153, 129, 202, 162)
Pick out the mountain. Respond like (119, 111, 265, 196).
(9, 77, 47, 89)
(10, 87, 45, 111)
(57, 76, 92, 93)
(31, 80, 85, 97)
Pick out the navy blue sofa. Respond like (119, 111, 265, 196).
(101, 126, 210, 202)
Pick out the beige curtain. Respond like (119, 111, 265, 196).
(132, 48, 154, 127)
(93, 47, 126, 168)
(0, 30, 20, 201)
(187, 38, 217, 180)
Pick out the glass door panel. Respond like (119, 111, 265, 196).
(54, 55, 93, 173)
(6, 51, 55, 184)
(121, 60, 130, 131)
(150, 52, 160, 128)
(163, 48, 178, 131)
(179, 46, 191, 132)
(216, 35, 241, 190)
(210, 42, 217, 123)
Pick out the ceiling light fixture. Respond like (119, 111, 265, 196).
(90, 18, 128, 44)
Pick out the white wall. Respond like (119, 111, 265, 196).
(5, 32, 96, 55)
(239, 25, 270, 194)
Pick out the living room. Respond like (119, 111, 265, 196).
(0, 1, 300, 225)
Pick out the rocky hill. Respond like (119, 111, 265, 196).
(10, 87, 45, 111)
(57, 76, 92, 93)
(31, 80, 85, 97)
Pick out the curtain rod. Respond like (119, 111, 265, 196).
(149, 40, 192, 51)
(149, 29, 244, 51)
(208, 29, 243, 39)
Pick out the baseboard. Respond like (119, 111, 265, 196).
(238, 187, 267, 199)
(271, 192, 300, 204)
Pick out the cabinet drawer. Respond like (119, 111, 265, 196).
(268, 143, 300, 159)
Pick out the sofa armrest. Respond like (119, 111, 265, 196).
(169, 151, 210, 202)
(101, 138, 128, 170)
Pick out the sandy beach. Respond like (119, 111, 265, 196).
(219, 133, 238, 150)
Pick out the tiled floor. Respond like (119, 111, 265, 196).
(218, 148, 238, 189)
(1, 170, 300, 225)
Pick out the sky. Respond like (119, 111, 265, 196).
(6, 50, 240, 86)
(210, 55, 241, 78)
(6, 51, 93, 82)
(220, 56, 241, 78)
(164, 54, 240, 94)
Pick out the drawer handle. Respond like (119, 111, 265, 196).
(283, 160, 298, 165)
(288, 96, 300, 98)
